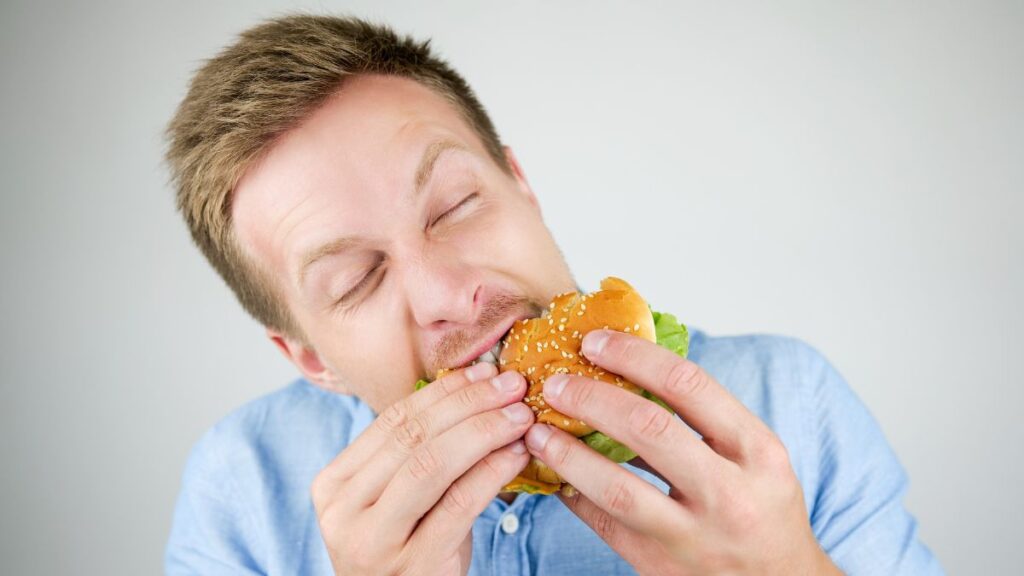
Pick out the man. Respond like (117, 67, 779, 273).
(164, 14, 942, 575)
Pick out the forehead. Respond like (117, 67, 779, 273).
(230, 74, 490, 273)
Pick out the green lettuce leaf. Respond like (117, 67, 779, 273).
(581, 429, 638, 462)
(414, 378, 431, 391)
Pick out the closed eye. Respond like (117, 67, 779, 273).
(430, 192, 478, 228)
(335, 257, 384, 307)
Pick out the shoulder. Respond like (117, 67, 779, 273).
(185, 379, 373, 478)
(167, 380, 372, 572)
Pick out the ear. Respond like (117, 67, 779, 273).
(266, 327, 349, 394)
(503, 146, 541, 212)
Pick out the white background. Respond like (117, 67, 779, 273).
(1, 1, 1020, 573)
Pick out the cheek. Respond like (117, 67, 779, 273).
(311, 318, 415, 411)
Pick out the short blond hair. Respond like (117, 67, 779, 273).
(166, 14, 509, 341)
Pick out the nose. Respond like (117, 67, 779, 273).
(402, 253, 480, 328)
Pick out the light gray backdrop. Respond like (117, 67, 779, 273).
(1, 1, 1020, 574)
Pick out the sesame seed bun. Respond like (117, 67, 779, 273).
(498, 276, 656, 495)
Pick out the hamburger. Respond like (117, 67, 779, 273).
(415, 276, 689, 495)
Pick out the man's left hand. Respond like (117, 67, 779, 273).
(524, 330, 842, 575)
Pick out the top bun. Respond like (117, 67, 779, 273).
(498, 277, 656, 494)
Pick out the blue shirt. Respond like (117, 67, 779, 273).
(165, 330, 943, 574)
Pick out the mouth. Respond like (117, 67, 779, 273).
(454, 313, 535, 369)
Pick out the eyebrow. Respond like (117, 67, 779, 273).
(296, 138, 466, 288)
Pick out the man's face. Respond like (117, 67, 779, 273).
(232, 74, 576, 412)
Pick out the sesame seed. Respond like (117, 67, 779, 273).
(523, 345, 528, 352)
(624, 327, 631, 333)
(581, 303, 586, 311)
(558, 324, 564, 331)
(633, 323, 639, 331)
(563, 419, 570, 426)
(560, 318, 567, 323)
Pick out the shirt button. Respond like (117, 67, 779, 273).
(500, 513, 520, 535)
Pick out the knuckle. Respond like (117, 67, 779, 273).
(379, 403, 409, 432)
(440, 480, 474, 517)
(471, 412, 501, 440)
(663, 358, 706, 398)
(394, 417, 428, 452)
(407, 446, 442, 481)
(627, 400, 674, 442)
(479, 451, 507, 479)
(602, 480, 636, 516)
(569, 378, 597, 409)
(754, 433, 791, 472)
(454, 384, 484, 410)
(591, 508, 618, 542)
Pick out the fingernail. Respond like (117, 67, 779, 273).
(526, 423, 553, 452)
(544, 374, 569, 399)
(509, 440, 527, 454)
(502, 402, 533, 423)
(492, 371, 521, 392)
(582, 330, 610, 359)
(466, 362, 496, 382)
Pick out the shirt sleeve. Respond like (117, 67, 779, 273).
(802, 344, 944, 575)
(164, 428, 265, 576)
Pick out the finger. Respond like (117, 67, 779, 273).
(409, 441, 531, 558)
(558, 489, 663, 569)
(348, 370, 527, 507)
(374, 401, 535, 535)
(542, 373, 721, 498)
(319, 363, 497, 488)
(582, 330, 772, 462)
(525, 423, 691, 539)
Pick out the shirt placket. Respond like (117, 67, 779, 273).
(490, 494, 537, 576)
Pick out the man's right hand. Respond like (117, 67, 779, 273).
(311, 362, 533, 575)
